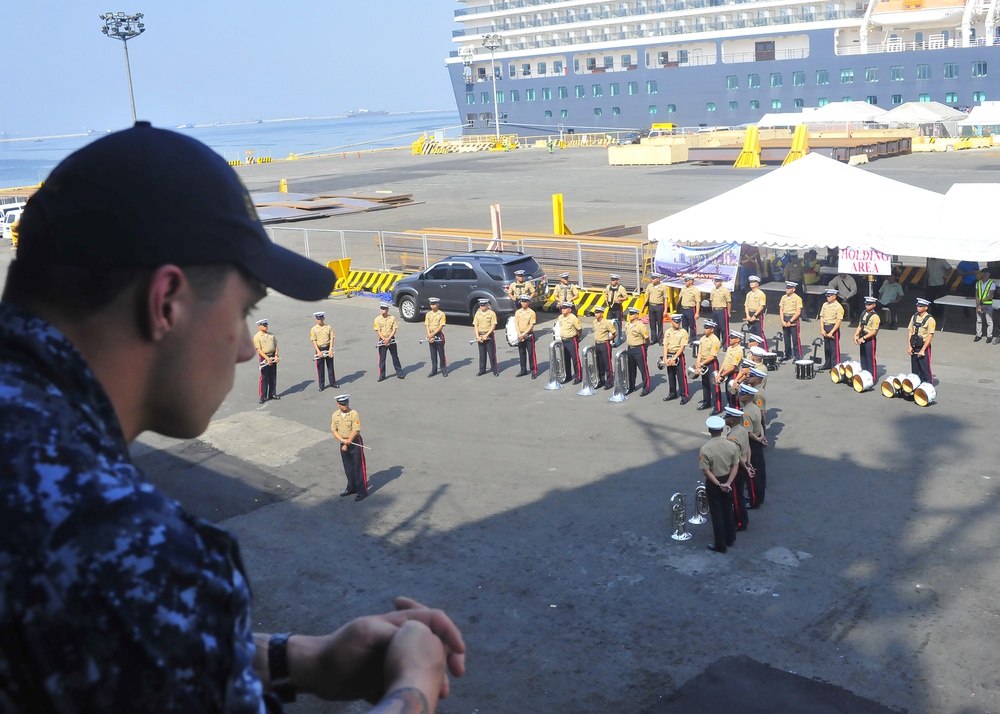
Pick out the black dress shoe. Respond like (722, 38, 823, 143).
(975, 335, 983, 342)
(603, 384, 613, 390)
(736, 525, 748, 532)
(697, 403, 711, 410)
(516, 371, 528, 377)
(573, 378, 581, 385)
(663, 393, 679, 401)
(531, 373, 538, 379)
(710, 409, 721, 416)
(331, 384, 340, 389)
(318, 385, 325, 392)
(640, 390, 651, 397)
(494, 371, 500, 377)
(726, 540, 736, 547)
(269, 396, 281, 401)
(397, 373, 405, 379)
(259, 398, 266, 404)
(442, 370, 448, 377)
(428, 371, 437, 378)
(477, 370, 486, 376)
(354, 493, 367, 502)
(680, 396, 691, 405)
(707, 544, 726, 553)
(340, 490, 356, 497)
(377, 376, 385, 382)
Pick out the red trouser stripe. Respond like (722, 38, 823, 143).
(679, 353, 689, 397)
(795, 321, 802, 358)
(358, 436, 368, 492)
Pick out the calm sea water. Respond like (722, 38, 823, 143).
(0, 110, 462, 189)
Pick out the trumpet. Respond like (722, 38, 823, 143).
(419, 336, 442, 344)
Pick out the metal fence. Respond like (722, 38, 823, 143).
(266, 226, 651, 291)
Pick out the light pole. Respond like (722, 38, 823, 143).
(100, 12, 145, 124)
(482, 34, 503, 141)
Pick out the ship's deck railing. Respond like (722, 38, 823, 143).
(455, 0, 833, 19)
(458, 10, 863, 55)
(722, 48, 809, 63)
(837, 36, 998, 55)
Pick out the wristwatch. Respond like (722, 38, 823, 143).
(268, 632, 297, 704)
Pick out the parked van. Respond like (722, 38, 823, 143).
(2, 208, 22, 244)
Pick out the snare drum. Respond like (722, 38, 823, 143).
(762, 352, 778, 371)
(794, 359, 815, 380)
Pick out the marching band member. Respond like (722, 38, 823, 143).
(473, 299, 499, 377)
(557, 301, 583, 384)
(373, 302, 404, 381)
(724, 406, 753, 532)
(818, 288, 844, 371)
(603, 274, 628, 323)
(678, 276, 701, 341)
(310, 311, 337, 391)
(553, 272, 581, 313)
(778, 281, 803, 361)
(514, 295, 539, 378)
(743, 275, 768, 349)
(695, 320, 723, 415)
(661, 313, 690, 404)
(710, 275, 732, 338)
(644, 273, 668, 345)
(592, 305, 617, 389)
(331, 394, 367, 501)
(507, 269, 536, 304)
(624, 307, 651, 397)
(854, 296, 881, 379)
(717, 330, 744, 405)
(425, 297, 448, 377)
(253, 318, 280, 404)
(738, 385, 767, 507)
(908, 298, 936, 384)
(699, 415, 739, 553)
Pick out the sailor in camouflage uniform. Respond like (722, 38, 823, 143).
(0, 123, 465, 713)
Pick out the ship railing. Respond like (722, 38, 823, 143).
(838, 37, 962, 55)
(721, 48, 808, 63)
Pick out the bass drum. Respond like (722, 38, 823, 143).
(611, 318, 625, 348)
(505, 316, 520, 347)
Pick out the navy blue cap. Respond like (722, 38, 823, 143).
(16, 122, 335, 301)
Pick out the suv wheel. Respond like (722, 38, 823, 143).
(398, 295, 420, 322)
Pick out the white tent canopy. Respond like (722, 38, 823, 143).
(755, 112, 806, 128)
(797, 102, 887, 124)
(880, 101, 967, 125)
(646, 152, 1000, 261)
(958, 101, 1000, 126)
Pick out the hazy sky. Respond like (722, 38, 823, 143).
(5, 1, 459, 137)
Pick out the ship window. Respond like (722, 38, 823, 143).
(604, 57, 614, 70)
(840, 68, 854, 84)
(666, 104, 676, 113)
(794, 98, 804, 108)
(750, 100, 760, 109)
(511, 90, 520, 102)
(559, 86, 569, 99)
(748, 73, 761, 89)
(727, 75, 738, 90)
(466, 93, 476, 105)
(649, 104, 659, 114)
(538, 62, 547, 75)
(918, 93, 931, 102)
(545, 110, 553, 118)
(621, 54, 632, 67)
(816, 70, 829, 85)
(972, 61, 987, 78)
(561, 109, 569, 117)
(574, 59, 581, 73)
(466, 114, 476, 126)
(865, 67, 878, 83)
(915, 32, 923, 43)
(891, 94, 902, 105)
(818, 97, 829, 106)
(647, 80, 658, 94)
(497, 91, 505, 103)
(542, 88, 553, 100)
(792, 71, 805, 87)
(945, 92, 958, 102)
(587, 58, 598, 70)
(866, 95, 877, 104)
(481, 92, 491, 104)
(526, 89, 536, 101)
(610, 82, 620, 96)
(729, 101, 738, 110)
(973, 90, 987, 101)
(628, 81, 639, 95)
(916, 64, 931, 80)
(944, 63, 958, 79)
(706, 102, 717, 112)
(522, 64, 532, 76)
(841, 96, 852, 102)
(772, 99, 782, 109)
(890, 65, 904, 81)
(593, 84, 603, 97)
(509, 64, 516, 78)
(677, 50, 689, 63)
(595, 108, 603, 116)
(554, 60, 564, 74)
(613, 106, 621, 115)
(771, 73, 782, 88)
(576, 85, 586, 98)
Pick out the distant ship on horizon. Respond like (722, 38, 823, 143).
(345, 109, 390, 118)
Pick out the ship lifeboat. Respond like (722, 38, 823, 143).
(871, 0, 965, 26)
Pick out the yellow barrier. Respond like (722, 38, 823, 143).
(543, 289, 646, 315)
(329, 267, 404, 298)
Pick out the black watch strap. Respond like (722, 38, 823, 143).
(268, 632, 297, 703)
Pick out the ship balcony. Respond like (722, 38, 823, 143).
(722, 47, 809, 62)
(838, 34, 967, 54)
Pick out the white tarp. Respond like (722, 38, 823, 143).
(880, 101, 967, 125)
(797, 102, 887, 124)
(648, 154, 1000, 261)
(958, 101, 1000, 126)
(755, 112, 805, 128)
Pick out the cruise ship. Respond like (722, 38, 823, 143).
(446, 0, 1000, 133)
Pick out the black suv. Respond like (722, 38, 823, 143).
(392, 252, 547, 322)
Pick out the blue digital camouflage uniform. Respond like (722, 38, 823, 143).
(0, 303, 278, 713)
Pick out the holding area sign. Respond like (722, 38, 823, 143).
(838, 247, 892, 276)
